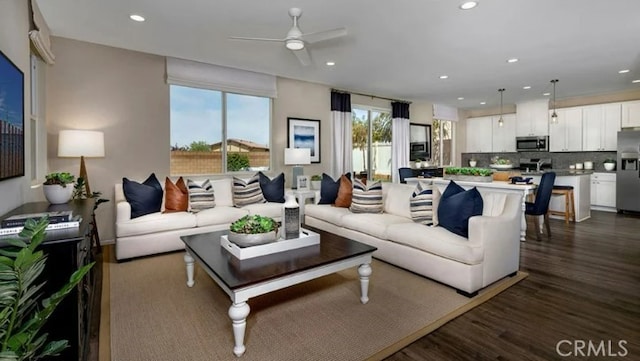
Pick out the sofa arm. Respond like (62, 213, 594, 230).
(116, 201, 132, 223)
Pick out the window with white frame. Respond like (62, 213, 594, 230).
(169, 85, 271, 175)
(352, 106, 392, 181)
(431, 119, 454, 166)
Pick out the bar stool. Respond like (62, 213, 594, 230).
(548, 185, 575, 223)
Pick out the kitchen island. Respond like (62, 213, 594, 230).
(527, 171, 591, 222)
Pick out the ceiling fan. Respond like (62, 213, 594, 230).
(229, 7, 347, 66)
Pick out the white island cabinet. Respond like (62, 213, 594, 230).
(529, 173, 591, 222)
(591, 172, 616, 211)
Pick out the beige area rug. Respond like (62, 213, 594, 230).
(109, 252, 527, 361)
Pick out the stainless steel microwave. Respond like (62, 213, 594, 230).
(516, 136, 549, 152)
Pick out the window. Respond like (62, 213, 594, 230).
(432, 119, 454, 166)
(352, 107, 392, 181)
(169, 85, 271, 175)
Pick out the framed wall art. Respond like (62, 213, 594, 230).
(287, 117, 320, 163)
(0, 49, 25, 181)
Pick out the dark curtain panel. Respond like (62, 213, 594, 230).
(392, 102, 410, 119)
(331, 91, 351, 113)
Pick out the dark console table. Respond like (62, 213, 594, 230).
(0, 200, 99, 361)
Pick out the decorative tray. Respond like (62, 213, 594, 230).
(221, 228, 320, 260)
(489, 164, 514, 170)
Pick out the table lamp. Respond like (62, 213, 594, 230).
(58, 130, 105, 196)
(284, 148, 311, 189)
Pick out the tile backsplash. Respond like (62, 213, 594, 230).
(461, 151, 617, 172)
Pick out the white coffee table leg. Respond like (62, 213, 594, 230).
(228, 302, 250, 357)
(358, 263, 372, 304)
(184, 252, 195, 287)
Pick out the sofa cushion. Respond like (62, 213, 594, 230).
(122, 173, 163, 219)
(342, 213, 413, 239)
(350, 179, 383, 213)
(334, 175, 353, 208)
(305, 204, 352, 227)
(383, 183, 415, 219)
(410, 182, 436, 225)
(209, 178, 234, 207)
(318, 173, 350, 204)
(195, 206, 249, 227)
(242, 202, 284, 220)
(258, 172, 285, 203)
(386, 222, 484, 265)
(187, 179, 216, 212)
(117, 211, 197, 237)
(164, 177, 189, 213)
(233, 175, 266, 206)
(438, 182, 483, 238)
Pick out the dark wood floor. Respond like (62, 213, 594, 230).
(386, 211, 640, 361)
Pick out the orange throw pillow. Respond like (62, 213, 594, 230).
(164, 177, 188, 212)
(334, 175, 353, 208)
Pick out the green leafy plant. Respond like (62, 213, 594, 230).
(43, 173, 75, 188)
(603, 159, 616, 164)
(188, 141, 211, 152)
(227, 153, 250, 171)
(0, 217, 94, 360)
(445, 167, 493, 177)
(310, 175, 322, 181)
(229, 215, 277, 234)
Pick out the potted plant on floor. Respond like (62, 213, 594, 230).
(228, 215, 278, 247)
(43, 172, 76, 204)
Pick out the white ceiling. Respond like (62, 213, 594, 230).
(37, 0, 640, 109)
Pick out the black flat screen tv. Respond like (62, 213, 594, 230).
(0, 49, 24, 181)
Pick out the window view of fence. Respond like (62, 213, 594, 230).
(352, 107, 392, 182)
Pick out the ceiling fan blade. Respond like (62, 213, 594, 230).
(292, 47, 311, 66)
(301, 27, 347, 44)
(229, 36, 285, 42)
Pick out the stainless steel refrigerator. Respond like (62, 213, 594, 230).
(617, 130, 640, 212)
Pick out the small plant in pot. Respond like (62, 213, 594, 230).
(42, 172, 76, 204)
(603, 159, 616, 171)
(228, 215, 279, 247)
(310, 175, 322, 190)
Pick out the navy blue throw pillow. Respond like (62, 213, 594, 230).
(318, 173, 351, 204)
(437, 181, 483, 238)
(122, 173, 163, 218)
(258, 172, 285, 203)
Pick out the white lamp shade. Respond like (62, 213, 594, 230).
(284, 148, 311, 165)
(58, 130, 105, 157)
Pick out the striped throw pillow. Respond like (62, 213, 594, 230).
(187, 179, 216, 213)
(349, 179, 383, 213)
(233, 175, 266, 207)
(410, 182, 435, 225)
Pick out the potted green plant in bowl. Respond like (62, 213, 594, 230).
(443, 167, 494, 182)
(228, 215, 279, 247)
(43, 172, 76, 204)
(603, 159, 616, 171)
(310, 175, 322, 190)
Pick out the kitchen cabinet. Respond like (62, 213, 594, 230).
(582, 103, 621, 151)
(492, 113, 517, 152)
(530, 173, 591, 222)
(549, 107, 582, 152)
(465, 116, 493, 153)
(516, 99, 549, 136)
(591, 172, 616, 210)
(621, 100, 640, 128)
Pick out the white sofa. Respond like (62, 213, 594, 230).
(114, 177, 285, 261)
(304, 182, 523, 296)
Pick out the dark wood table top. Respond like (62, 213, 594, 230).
(180, 227, 376, 290)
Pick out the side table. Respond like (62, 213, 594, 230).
(291, 189, 317, 221)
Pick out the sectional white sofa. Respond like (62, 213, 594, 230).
(304, 182, 523, 296)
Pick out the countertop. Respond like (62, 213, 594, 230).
(520, 169, 595, 176)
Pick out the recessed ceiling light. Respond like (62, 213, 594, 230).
(523, 86, 531, 90)
(632, 79, 640, 83)
(129, 14, 145, 22)
(459, 1, 478, 10)
(507, 58, 519, 63)
(457, 97, 464, 100)
(326, 61, 335, 66)
(439, 75, 449, 79)
(480, 102, 486, 105)
(619, 69, 630, 74)
(543, 92, 551, 96)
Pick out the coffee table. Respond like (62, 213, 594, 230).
(180, 229, 377, 357)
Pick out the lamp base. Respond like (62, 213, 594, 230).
(291, 166, 303, 189)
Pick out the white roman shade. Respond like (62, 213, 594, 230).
(433, 104, 459, 122)
(165, 57, 277, 98)
(29, 0, 55, 65)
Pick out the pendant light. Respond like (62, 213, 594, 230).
(498, 88, 505, 127)
(550, 79, 559, 123)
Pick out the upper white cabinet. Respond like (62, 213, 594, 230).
(582, 103, 621, 151)
(465, 116, 493, 153)
(516, 99, 549, 136)
(621, 100, 640, 128)
(549, 107, 582, 152)
(492, 113, 517, 152)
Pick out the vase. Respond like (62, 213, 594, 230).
(443, 174, 493, 183)
(282, 194, 300, 240)
(43, 184, 74, 204)
(311, 180, 321, 190)
(227, 230, 277, 248)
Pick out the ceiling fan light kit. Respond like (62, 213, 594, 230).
(285, 39, 304, 51)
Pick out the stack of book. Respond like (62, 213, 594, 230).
(0, 210, 82, 236)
